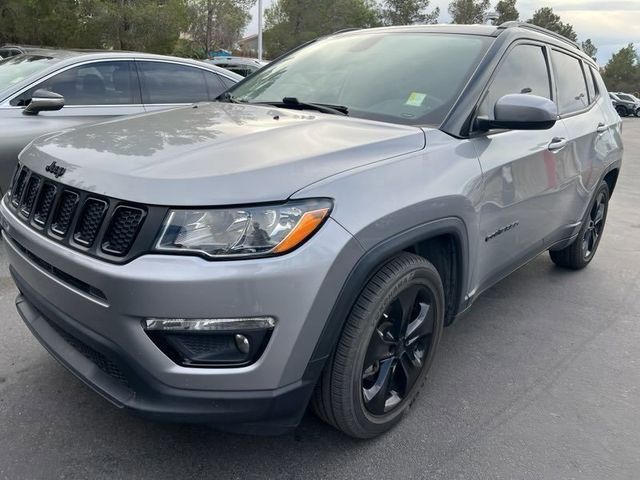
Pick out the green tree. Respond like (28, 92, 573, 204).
(0, 0, 85, 47)
(0, 0, 190, 53)
(187, 0, 255, 55)
(495, 0, 518, 24)
(381, 0, 440, 26)
(601, 43, 640, 92)
(448, 0, 490, 24)
(78, 0, 189, 53)
(581, 38, 598, 61)
(528, 7, 577, 42)
(264, 0, 380, 58)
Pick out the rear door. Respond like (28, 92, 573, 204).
(472, 42, 572, 289)
(550, 50, 613, 233)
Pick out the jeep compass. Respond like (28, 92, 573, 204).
(0, 23, 623, 438)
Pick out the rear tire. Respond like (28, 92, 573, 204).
(550, 181, 610, 270)
(311, 252, 444, 438)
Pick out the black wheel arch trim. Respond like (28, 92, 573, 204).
(303, 216, 469, 382)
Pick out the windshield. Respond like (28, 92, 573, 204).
(229, 32, 492, 126)
(618, 93, 638, 102)
(0, 54, 60, 94)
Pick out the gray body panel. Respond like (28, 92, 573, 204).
(0, 24, 624, 429)
(21, 103, 426, 205)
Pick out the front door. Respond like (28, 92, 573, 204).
(471, 43, 572, 291)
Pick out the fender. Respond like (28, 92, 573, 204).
(302, 216, 470, 382)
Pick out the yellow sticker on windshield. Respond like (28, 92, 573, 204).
(406, 92, 427, 107)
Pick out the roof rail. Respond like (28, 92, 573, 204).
(498, 21, 581, 51)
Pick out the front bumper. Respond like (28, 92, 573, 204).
(1, 198, 363, 430)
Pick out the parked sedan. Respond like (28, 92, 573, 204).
(0, 49, 241, 193)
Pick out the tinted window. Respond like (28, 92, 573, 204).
(478, 44, 551, 119)
(551, 50, 589, 114)
(584, 64, 596, 103)
(139, 62, 209, 104)
(11, 61, 138, 106)
(230, 33, 492, 126)
(205, 73, 226, 99)
(219, 76, 236, 89)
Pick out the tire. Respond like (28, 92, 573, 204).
(311, 252, 444, 438)
(549, 181, 610, 270)
(616, 106, 628, 117)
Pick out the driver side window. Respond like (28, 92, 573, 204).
(478, 44, 552, 120)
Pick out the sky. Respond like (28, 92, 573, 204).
(246, 0, 640, 65)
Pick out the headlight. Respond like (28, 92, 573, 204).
(155, 199, 332, 259)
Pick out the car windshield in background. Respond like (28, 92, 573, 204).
(619, 93, 639, 102)
(229, 33, 492, 126)
(0, 54, 60, 94)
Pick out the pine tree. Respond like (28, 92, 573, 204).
(495, 0, 518, 24)
(448, 0, 491, 25)
(528, 7, 577, 42)
(381, 0, 440, 26)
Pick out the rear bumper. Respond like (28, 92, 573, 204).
(13, 269, 315, 434)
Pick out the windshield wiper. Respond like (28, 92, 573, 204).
(255, 97, 349, 116)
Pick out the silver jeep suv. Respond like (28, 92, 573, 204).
(0, 23, 623, 438)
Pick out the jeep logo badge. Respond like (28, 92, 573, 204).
(45, 161, 66, 178)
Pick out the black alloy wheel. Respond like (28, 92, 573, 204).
(311, 253, 444, 438)
(582, 190, 607, 260)
(361, 284, 436, 415)
(550, 180, 610, 270)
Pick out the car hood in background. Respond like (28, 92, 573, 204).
(20, 102, 426, 206)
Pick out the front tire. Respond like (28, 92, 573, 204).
(311, 253, 444, 438)
(616, 105, 628, 117)
(550, 181, 610, 270)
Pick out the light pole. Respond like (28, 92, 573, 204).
(257, 0, 263, 60)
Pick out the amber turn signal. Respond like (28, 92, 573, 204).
(272, 208, 330, 254)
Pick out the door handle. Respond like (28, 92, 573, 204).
(596, 123, 607, 134)
(548, 137, 568, 152)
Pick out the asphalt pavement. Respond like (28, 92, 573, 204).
(0, 120, 639, 480)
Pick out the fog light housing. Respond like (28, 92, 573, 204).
(144, 317, 276, 367)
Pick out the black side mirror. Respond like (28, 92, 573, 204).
(23, 89, 65, 116)
(477, 94, 558, 131)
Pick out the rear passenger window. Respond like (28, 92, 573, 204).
(139, 62, 209, 104)
(478, 44, 551, 119)
(551, 51, 589, 114)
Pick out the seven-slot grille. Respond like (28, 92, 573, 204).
(8, 166, 146, 258)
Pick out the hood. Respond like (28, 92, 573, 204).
(20, 102, 425, 206)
